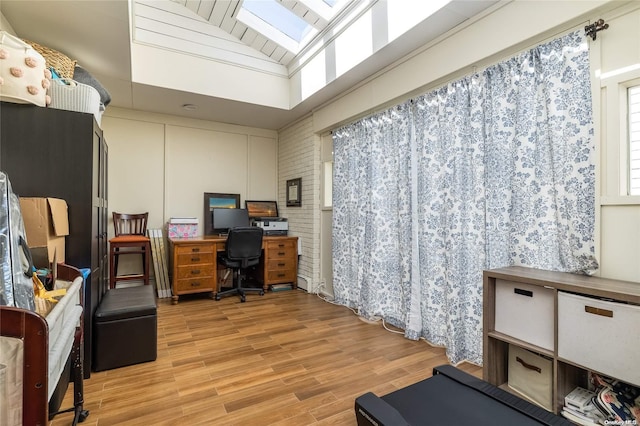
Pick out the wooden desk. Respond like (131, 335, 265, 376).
(168, 235, 298, 304)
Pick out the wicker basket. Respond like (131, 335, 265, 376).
(22, 39, 76, 79)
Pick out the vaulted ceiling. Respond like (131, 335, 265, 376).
(1, 0, 501, 130)
(167, 0, 357, 67)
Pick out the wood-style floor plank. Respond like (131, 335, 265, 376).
(51, 289, 481, 425)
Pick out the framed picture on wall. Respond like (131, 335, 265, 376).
(286, 178, 302, 207)
(203, 192, 240, 235)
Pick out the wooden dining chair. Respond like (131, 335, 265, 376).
(109, 212, 151, 289)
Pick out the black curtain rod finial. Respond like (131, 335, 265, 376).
(585, 18, 609, 41)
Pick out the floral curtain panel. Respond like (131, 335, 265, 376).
(332, 30, 597, 365)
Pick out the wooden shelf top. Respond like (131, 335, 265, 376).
(484, 266, 640, 304)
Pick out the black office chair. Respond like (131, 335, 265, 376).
(215, 227, 265, 302)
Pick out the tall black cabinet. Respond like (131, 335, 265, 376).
(0, 101, 108, 377)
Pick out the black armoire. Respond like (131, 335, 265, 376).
(0, 101, 108, 377)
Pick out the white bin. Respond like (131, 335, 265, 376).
(508, 345, 553, 411)
(558, 292, 640, 386)
(49, 79, 103, 125)
(495, 279, 555, 350)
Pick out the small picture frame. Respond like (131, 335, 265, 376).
(286, 178, 302, 207)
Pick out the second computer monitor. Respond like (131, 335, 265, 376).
(211, 208, 249, 235)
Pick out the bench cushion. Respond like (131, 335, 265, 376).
(95, 285, 156, 322)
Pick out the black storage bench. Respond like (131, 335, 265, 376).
(93, 285, 157, 371)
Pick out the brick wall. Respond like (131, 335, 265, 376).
(277, 115, 321, 291)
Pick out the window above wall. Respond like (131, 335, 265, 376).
(236, 0, 352, 54)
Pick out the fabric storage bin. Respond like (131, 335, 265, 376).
(167, 218, 198, 238)
(49, 79, 103, 125)
(494, 279, 555, 350)
(558, 292, 640, 387)
(0, 31, 50, 107)
(508, 345, 553, 411)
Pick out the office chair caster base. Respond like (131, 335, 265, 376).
(77, 409, 90, 423)
(241, 295, 246, 303)
(215, 294, 221, 301)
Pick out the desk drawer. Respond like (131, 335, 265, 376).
(177, 252, 215, 266)
(175, 277, 215, 292)
(267, 269, 296, 283)
(265, 240, 296, 257)
(267, 258, 295, 271)
(266, 248, 295, 260)
(175, 243, 215, 256)
(176, 265, 216, 280)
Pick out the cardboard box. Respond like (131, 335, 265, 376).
(19, 197, 69, 264)
(167, 217, 198, 238)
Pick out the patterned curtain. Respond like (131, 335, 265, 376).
(332, 30, 597, 365)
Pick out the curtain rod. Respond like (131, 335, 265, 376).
(585, 19, 608, 41)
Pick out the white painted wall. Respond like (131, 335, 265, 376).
(102, 107, 278, 279)
(593, 3, 640, 281)
(0, 9, 15, 33)
(129, 0, 290, 109)
(130, 42, 290, 110)
(319, 133, 334, 296)
(103, 107, 278, 237)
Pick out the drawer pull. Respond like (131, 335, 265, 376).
(191, 269, 201, 275)
(278, 252, 286, 256)
(191, 282, 200, 287)
(191, 257, 200, 262)
(278, 263, 286, 267)
(585, 306, 613, 318)
(514, 288, 533, 297)
(516, 356, 541, 374)
(191, 248, 200, 253)
(278, 244, 285, 248)
(277, 273, 285, 277)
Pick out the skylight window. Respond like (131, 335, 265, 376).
(242, 0, 312, 43)
(237, 0, 351, 54)
(238, 0, 317, 53)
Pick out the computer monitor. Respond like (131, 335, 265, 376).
(211, 208, 249, 235)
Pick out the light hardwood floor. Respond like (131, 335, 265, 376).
(52, 289, 481, 425)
